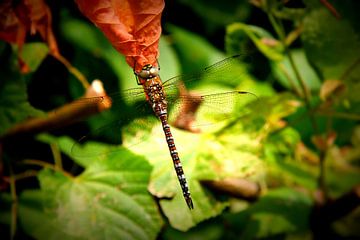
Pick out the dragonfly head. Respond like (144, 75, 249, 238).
(136, 64, 159, 79)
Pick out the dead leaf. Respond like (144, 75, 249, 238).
(0, 0, 60, 72)
(75, 0, 165, 71)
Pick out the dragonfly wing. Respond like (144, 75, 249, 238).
(71, 113, 160, 159)
(66, 86, 146, 116)
(162, 55, 251, 89)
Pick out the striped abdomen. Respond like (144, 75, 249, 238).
(159, 114, 194, 209)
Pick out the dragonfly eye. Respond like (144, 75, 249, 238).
(138, 70, 150, 79)
(149, 67, 159, 76)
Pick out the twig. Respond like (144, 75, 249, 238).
(9, 165, 17, 240)
(319, 0, 341, 19)
(22, 159, 73, 178)
(53, 53, 90, 89)
(0, 80, 111, 141)
(201, 178, 261, 201)
(50, 143, 63, 170)
(2, 170, 39, 182)
(340, 57, 360, 81)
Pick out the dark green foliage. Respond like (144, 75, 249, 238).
(1, 1, 360, 239)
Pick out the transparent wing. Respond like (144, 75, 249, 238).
(162, 55, 251, 90)
(69, 55, 255, 157)
(71, 114, 160, 159)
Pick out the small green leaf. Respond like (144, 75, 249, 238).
(0, 56, 44, 136)
(18, 43, 49, 73)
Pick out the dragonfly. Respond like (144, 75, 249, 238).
(71, 55, 257, 210)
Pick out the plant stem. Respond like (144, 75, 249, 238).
(22, 159, 73, 178)
(267, 10, 327, 194)
(340, 57, 360, 81)
(54, 54, 90, 89)
(9, 165, 17, 240)
(50, 143, 63, 170)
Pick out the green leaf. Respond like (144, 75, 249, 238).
(272, 49, 321, 92)
(226, 22, 284, 61)
(0, 54, 44, 136)
(18, 43, 49, 73)
(18, 143, 162, 240)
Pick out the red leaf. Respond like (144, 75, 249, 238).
(15, 0, 60, 57)
(75, 0, 165, 71)
(0, 1, 26, 47)
(0, 0, 60, 72)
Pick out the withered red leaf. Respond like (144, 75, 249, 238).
(0, 0, 60, 72)
(75, 0, 165, 71)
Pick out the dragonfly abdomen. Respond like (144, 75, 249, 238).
(159, 114, 194, 209)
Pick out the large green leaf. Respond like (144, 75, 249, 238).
(127, 91, 299, 231)
(19, 138, 162, 240)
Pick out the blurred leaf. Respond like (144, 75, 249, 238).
(167, 25, 225, 74)
(0, 193, 12, 225)
(302, 2, 360, 97)
(0, 54, 44, 136)
(272, 49, 321, 92)
(225, 188, 312, 239)
(226, 22, 284, 61)
(18, 139, 162, 240)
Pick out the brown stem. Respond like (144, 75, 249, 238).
(201, 178, 261, 201)
(0, 80, 111, 141)
(319, 0, 341, 19)
(9, 165, 17, 240)
(21, 159, 73, 178)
